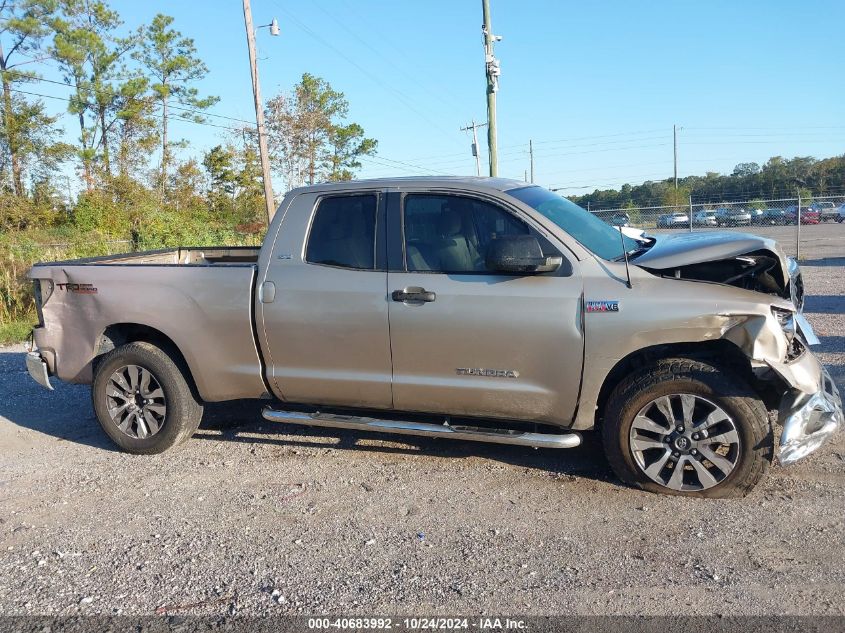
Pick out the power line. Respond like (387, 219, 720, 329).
(309, 0, 466, 121)
(362, 154, 450, 176)
(395, 132, 675, 168)
(531, 128, 667, 146)
(11, 85, 442, 176)
(20, 75, 256, 125)
(8, 86, 245, 132)
(685, 125, 845, 131)
(269, 0, 463, 149)
(685, 139, 845, 146)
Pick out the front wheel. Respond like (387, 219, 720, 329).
(602, 358, 772, 497)
(92, 342, 203, 454)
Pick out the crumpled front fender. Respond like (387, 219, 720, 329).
(731, 313, 844, 465)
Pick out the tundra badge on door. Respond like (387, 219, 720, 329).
(456, 368, 520, 378)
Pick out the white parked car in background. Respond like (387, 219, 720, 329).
(693, 210, 717, 227)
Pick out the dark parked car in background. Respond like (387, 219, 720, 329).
(715, 208, 751, 227)
(763, 208, 790, 225)
(610, 212, 630, 227)
(656, 212, 689, 228)
(749, 208, 767, 225)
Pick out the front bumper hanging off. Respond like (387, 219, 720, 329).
(779, 363, 843, 465)
(768, 309, 843, 465)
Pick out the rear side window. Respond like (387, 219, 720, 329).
(305, 195, 377, 270)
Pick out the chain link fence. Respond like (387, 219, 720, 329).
(592, 194, 845, 259)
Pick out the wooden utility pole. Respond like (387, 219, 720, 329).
(460, 120, 487, 176)
(529, 139, 534, 183)
(673, 124, 678, 189)
(481, 0, 500, 177)
(243, 0, 276, 223)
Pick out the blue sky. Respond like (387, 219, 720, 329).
(29, 0, 845, 193)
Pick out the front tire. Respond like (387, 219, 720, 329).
(602, 358, 772, 498)
(92, 342, 203, 454)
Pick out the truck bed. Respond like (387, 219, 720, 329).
(29, 246, 266, 402)
(43, 246, 262, 266)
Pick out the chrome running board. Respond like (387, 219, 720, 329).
(261, 408, 581, 449)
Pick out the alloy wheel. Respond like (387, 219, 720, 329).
(105, 364, 167, 439)
(629, 393, 740, 492)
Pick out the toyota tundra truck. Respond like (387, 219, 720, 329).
(26, 177, 843, 497)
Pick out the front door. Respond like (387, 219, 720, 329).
(259, 191, 393, 409)
(386, 191, 584, 424)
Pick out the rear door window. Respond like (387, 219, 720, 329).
(305, 195, 377, 270)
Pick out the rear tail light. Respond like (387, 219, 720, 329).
(32, 279, 54, 327)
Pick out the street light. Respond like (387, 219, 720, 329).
(259, 17, 280, 36)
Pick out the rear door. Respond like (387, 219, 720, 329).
(385, 190, 584, 424)
(259, 190, 393, 409)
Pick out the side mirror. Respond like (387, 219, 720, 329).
(486, 235, 562, 274)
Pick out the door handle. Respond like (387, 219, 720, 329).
(392, 287, 436, 303)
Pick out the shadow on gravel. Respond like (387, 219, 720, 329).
(0, 351, 117, 451)
(804, 294, 845, 314)
(799, 257, 845, 267)
(0, 348, 612, 481)
(197, 400, 615, 483)
(818, 336, 845, 354)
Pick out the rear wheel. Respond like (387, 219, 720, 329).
(602, 358, 772, 497)
(92, 342, 203, 454)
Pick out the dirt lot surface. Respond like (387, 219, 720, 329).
(1, 257, 843, 617)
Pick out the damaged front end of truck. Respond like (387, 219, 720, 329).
(633, 232, 843, 465)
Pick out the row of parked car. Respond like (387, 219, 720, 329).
(638, 201, 845, 229)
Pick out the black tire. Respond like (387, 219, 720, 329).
(602, 358, 772, 498)
(92, 341, 203, 454)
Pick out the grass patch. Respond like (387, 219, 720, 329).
(0, 317, 33, 346)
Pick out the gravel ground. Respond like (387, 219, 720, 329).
(0, 259, 843, 617)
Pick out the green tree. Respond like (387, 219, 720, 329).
(168, 157, 204, 212)
(266, 73, 376, 187)
(134, 13, 218, 187)
(662, 186, 690, 210)
(50, 0, 131, 187)
(325, 122, 377, 181)
(111, 75, 157, 181)
(1, 91, 71, 192)
(202, 144, 236, 211)
(0, 0, 60, 195)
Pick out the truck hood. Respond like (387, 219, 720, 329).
(633, 231, 781, 269)
(633, 231, 792, 301)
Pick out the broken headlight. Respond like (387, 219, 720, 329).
(32, 278, 54, 327)
(787, 257, 805, 311)
(772, 306, 804, 361)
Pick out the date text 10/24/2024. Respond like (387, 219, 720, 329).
(307, 617, 528, 630)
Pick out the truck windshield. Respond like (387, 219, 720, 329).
(506, 186, 640, 261)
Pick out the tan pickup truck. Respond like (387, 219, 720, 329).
(26, 177, 842, 497)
